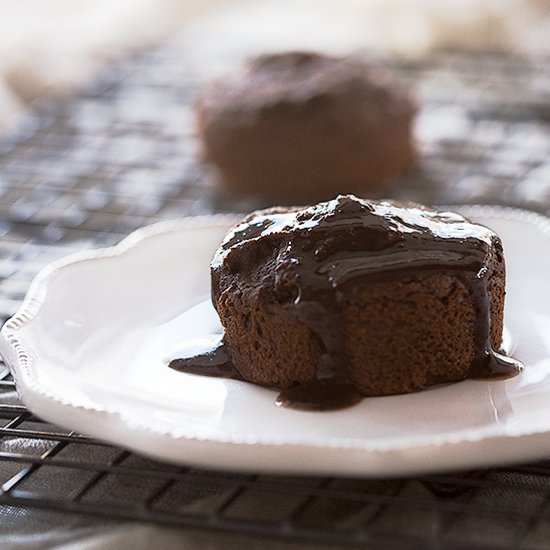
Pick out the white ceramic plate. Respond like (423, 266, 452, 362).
(2, 207, 550, 477)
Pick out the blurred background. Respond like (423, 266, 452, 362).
(2, 0, 550, 131)
(0, 0, 549, 224)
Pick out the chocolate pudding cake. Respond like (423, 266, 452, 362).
(195, 52, 416, 200)
(171, 195, 522, 410)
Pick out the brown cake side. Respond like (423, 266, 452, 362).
(196, 51, 416, 200)
(345, 260, 505, 395)
(210, 195, 514, 399)
(214, 243, 505, 395)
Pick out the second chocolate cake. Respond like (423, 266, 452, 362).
(196, 52, 416, 200)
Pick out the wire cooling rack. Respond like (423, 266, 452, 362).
(2, 34, 550, 548)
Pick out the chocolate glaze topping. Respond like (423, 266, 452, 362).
(172, 195, 522, 410)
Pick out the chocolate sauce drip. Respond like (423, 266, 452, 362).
(168, 337, 243, 380)
(469, 350, 522, 380)
(167, 337, 363, 410)
(175, 195, 522, 411)
(275, 380, 363, 411)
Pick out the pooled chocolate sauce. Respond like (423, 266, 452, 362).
(173, 195, 523, 411)
(168, 336, 243, 380)
(167, 339, 362, 410)
(275, 380, 363, 411)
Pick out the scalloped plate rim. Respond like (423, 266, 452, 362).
(1, 205, 550, 475)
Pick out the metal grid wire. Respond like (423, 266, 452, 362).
(2, 34, 550, 548)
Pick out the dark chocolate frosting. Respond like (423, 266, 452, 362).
(173, 195, 522, 410)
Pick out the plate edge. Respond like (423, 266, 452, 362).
(2, 206, 550, 452)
